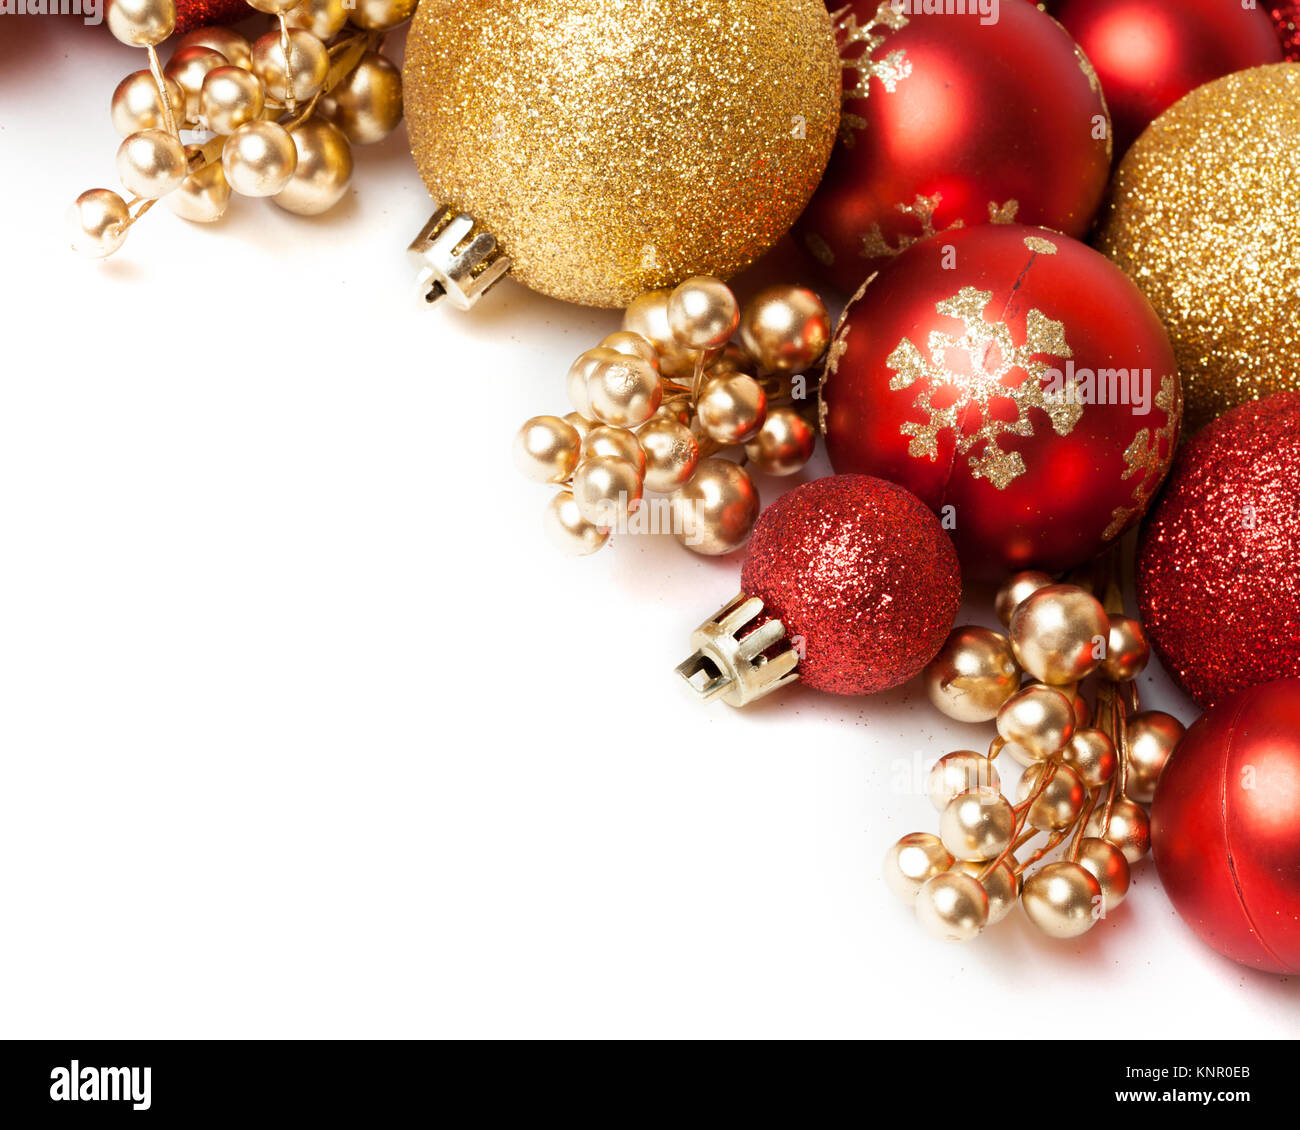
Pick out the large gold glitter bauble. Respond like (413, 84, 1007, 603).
(403, 0, 841, 309)
(1096, 64, 1300, 432)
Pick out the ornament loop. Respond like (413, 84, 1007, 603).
(407, 205, 512, 310)
(675, 593, 799, 709)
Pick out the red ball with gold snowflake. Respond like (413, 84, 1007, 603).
(821, 224, 1181, 578)
(795, 1, 1111, 295)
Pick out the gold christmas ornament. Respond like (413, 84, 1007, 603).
(164, 162, 231, 224)
(107, 0, 176, 47)
(164, 44, 226, 120)
(1021, 862, 1101, 940)
(638, 417, 700, 493)
(175, 27, 253, 71)
(1124, 711, 1186, 804)
(319, 52, 404, 145)
(1009, 584, 1109, 686)
(622, 290, 703, 380)
(1084, 797, 1151, 865)
(953, 860, 1019, 926)
(111, 70, 186, 136)
(669, 458, 760, 556)
(571, 456, 644, 527)
(668, 277, 741, 352)
(996, 684, 1075, 761)
(403, 0, 841, 309)
(223, 120, 299, 198)
(914, 872, 989, 942)
(926, 752, 999, 813)
(543, 491, 610, 556)
(939, 791, 1015, 863)
(1076, 838, 1131, 914)
(514, 416, 582, 485)
(1096, 64, 1300, 431)
(1060, 728, 1118, 789)
(697, 373, 767, 446)
(286, 0, 350, 39)
(1015, 763, 1086, 831)
(737, 286, 832, 375)
(274, 119, 354, 216)
(923, 626, 1021, 724)
(994, 570, 1054, 628)
(252, 28, 331, 105)
(67, 189, 131, 258)
(116, 129, 188, 200)
(883, 833, 954, 905)
(743, 407, 816, 477)
(581, 427, 646, 480)
(200, 66, 265, 136)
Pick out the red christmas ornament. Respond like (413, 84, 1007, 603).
(795, 1, 1110, 295)
(1137, 392, 1300, 709)
(822, 223, 1181, 578)
(677, 475, 961, 705)
(174, 0, 247, 34)
(105, 0, 247, 36)
(1270, 2, 1300, 60)
(1151, 679, 1300, 975)
(1054, 0, 1284, 157)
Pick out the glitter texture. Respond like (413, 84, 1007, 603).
(1136, 392, 1300, 710)
(1270, 3, 1300, 60)
(740, 475, 961, 696)
(1096, 64, 1300, 433)
(174, 0, 247, 35)
(403, 0, 841, 308)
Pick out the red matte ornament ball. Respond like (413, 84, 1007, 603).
(1137, 392, 1300, 709)
(795, 1, 1111, 295)
(740, 475, 962, 696)
(1054, 0, 1285, 157)
(1152, 679, 1300, 975)
(821, 224, 1181, 578)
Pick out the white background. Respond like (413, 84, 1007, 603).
(2, 17, 1296, 1039)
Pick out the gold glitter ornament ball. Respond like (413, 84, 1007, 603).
(403, 0, 841, 308)
(1097, 64, 1300, 432)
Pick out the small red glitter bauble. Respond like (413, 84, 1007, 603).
(794, 2, 1110, 295)
(739, 475, 961, 696)
(1152, 678, 1300, 974)
(821, 224, 1181, 578)
(1054, 0, 1284, 157)
(1269, 2, 1300, 61)
(1137, 392, 1300, 709)
(105, 0, 247, 36)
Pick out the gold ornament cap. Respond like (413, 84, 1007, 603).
(676, 593, 800, 708)
(403, 0, 841, 309)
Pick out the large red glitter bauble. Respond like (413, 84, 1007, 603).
(1152, 679, 1300, 975)
(1137, 393, 1300, 709)
(1270, 2, 1300, 60)
(1054, 0, 1284, 157)
(794, 2, 1110, 295)
(740, 475, 961, 696)
(821, 224, 1181, 578)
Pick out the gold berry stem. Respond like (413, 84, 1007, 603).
(1011, 829, 1070, 877)
(146, 44, 180, 140)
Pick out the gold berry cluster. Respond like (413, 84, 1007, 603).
(887, 569, 1186, 941)
(513, 277, 832, 557)
(69, 0, 409, 259)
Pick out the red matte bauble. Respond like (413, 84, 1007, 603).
(1152, 679, 1300, 974)
(1137, 393, 1300, 709)
(794, 2, 1110, 295)
(740, 475, 961, 695)
(1054, 0, 1284, 157)
(821, 224, 1181, 578)
(1270, 2, 1300, 60)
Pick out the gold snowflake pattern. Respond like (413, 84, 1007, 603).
(860, 193, 965, 261)
(834, 1, 911, 143)
(988, 200, 1020, 225)
(887, 287, 1083, 491)
(1103, 375, 1180, 539)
